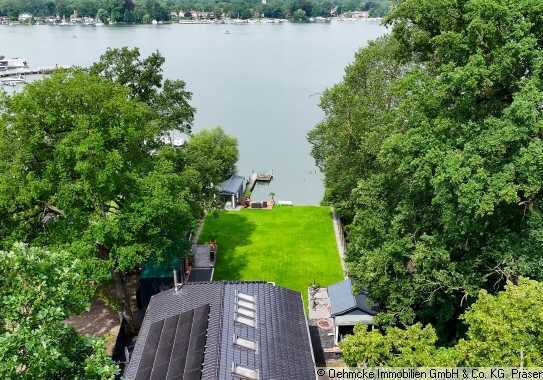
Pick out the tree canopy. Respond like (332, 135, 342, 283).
(341, 278, 543, 367)
(90, 47, 194, 134)
(309, 0, 543, 342)
(0, 49, 237, 327)
(0, 48, 238, 375)
(0, 243, 117, 379)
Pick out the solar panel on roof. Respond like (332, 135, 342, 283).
(134, 304, 210, 380)
(135, 319, 164, 380)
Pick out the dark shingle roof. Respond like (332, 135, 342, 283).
(124, 282, 316, 380)
(219, 175, 245, 195)
(328, 279, 378, 317)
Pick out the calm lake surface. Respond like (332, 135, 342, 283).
(1, 21, 386, 204)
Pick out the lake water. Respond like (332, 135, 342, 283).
(1, 21, 386, 204)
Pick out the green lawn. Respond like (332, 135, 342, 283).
(199, 206, 344, 305)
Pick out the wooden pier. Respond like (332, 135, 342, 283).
(256, 173, 273, 181)
(247, 170, 274, 192)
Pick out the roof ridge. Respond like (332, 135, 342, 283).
(213, 283, 227, 379)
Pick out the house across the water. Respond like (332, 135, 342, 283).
(124, 281, 316, 379)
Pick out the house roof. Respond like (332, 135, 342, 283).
(327, 279, 378, 317)
(219, 175, 245, 195)
(124, 282, 316, 380)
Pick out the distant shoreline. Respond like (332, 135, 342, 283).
(0, 17, 384, 27)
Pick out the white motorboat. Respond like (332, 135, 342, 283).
(0, 56, 28, 72)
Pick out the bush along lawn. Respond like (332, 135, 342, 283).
(199, 206, 344, 305)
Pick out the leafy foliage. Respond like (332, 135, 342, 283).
(185, 127, 238, 200)
(90, 47, 194, 134)
(0, 243, 117, 379)
(310, 0, 543, 340)
(308, 36, 403, 223)
(0, 61, 237, 326)
(340, 279, 543, 367)
(341, 323, 449, 367)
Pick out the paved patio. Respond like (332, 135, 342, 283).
(309, 287, 332, 319)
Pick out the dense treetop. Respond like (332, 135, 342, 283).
(0, 244, 117, 379)
(309, 0, 543, 346)
(341, 279, 543, 366)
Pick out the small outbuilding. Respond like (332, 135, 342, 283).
(219, 175, 245, 207)
(328, 279, 378, 343)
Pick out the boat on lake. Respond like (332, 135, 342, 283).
(0, 74, 27, 86)
(0, 56, 28, 72)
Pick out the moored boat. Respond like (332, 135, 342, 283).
(0, 56, 28, 72)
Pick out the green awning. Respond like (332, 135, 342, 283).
(141, 248, 182, 279)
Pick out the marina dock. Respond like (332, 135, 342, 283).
(0, 65, 71, 79)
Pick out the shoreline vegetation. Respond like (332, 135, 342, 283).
(0, 15, 384, 26)
(0, 0, 389, 25)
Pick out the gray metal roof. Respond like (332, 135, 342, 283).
(219, 175, 245, 195)
(125, 282, 316, 380)
(327, 279, 378, 317)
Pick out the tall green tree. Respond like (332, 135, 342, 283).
(310, 0, 543, 339)
(0, 243, 117, 379)
(0, 68, 204, 329)
(308, 36, 403, 223)
(184, 127, 238, 204)
(90, 47, 194, 134)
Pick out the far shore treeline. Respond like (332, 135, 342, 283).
(0, 0, 389, 22)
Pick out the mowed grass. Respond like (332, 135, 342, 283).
(199, 206, 344, 305)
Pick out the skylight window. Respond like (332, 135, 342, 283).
(237, 292, 256, 303)
(232, 364, 259, 380)
(234, 336, 258, 351)
(237, 307, 255, 319)
(236, 315, 256, 328)
(237, 300, 256, 311)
